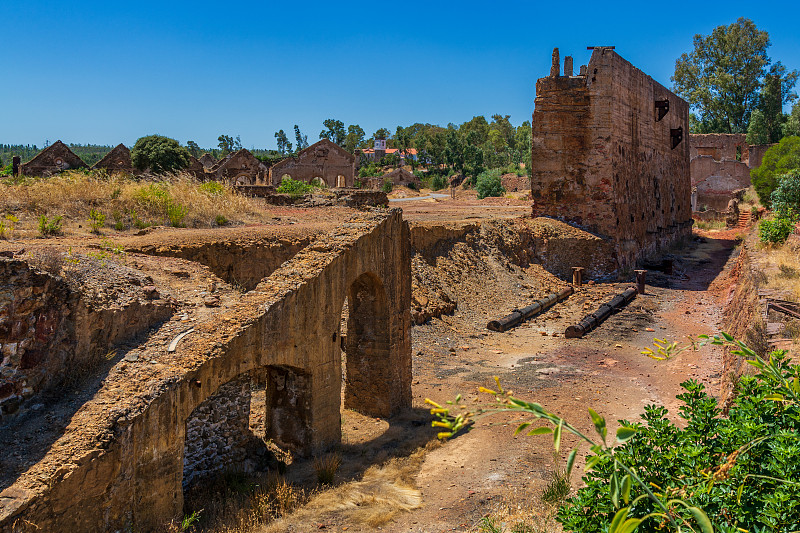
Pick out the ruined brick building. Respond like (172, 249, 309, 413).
(210, 149, 269, 185)
(92, 143, 133, 174)
(19, 140, 87, 176)
(269, 139, 356, 187)
(530, 47, 692, 273)
(689, 134, 773, 211)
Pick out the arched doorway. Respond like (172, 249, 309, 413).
(342, 272, 392, 417)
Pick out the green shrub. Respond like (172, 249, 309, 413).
(131, 134, 190, 174)
(38, 215, 63, 237)
(759, 215, 796, 244)
(199, 181, 226, 196)
(476, 168, 505, 199)
(751, 136, 800, 207)
(0, 214, 17, 239)
(88, 208, 106, 234)
(167, 203, 188, 228)
(133, 183, 172, 208)
(771, 170, 800, 219)
(276, 176, 314, 197)
(112, 210, 125, 231)
(381, 178, 393, 193)
(430, 175, 448, 191)
(214, 214, 228, 226)
(358, 163, 383, 178)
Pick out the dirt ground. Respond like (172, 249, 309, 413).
(265, 207, 743, 532)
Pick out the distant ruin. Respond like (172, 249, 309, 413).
(19, 141, 87, 176)
(92, 143, 133, 174)
(270, 139, 356, 188)
(210, 149, 269, 185)
(689, 134, 773, 211)
(530, 47, 693, 273)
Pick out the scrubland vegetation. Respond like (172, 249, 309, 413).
(0, 171, 266, 236)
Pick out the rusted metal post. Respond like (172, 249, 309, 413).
(572, 267, 584, 287)
(12, 156, 20, 177)
(634, 269, 647, 294)
(487, 286, 574, 332)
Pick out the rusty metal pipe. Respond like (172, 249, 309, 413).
(565, 287, 637, 338)
(487, 287, 574, 332)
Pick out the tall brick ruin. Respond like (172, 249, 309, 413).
(530, 47, 693, 274)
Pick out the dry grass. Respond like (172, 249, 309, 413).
(472, 487, 563, 533)
(0, 170, 268, 233)
(263, 443, 434, 532)
(313, 453, 341, 485)
(759, 243, 800, 302)
(694, 219, 727, 231)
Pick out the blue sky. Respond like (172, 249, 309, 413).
(3, 0, 799, 150)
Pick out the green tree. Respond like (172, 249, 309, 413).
(294, 125, 308, 151)
(751, 136, 800, 206)
(217, 134, 241, 156)
(186, 140, 201, 157)
(459, 115, 490, 145)
(784, 101, 800, 138)
(475, 168, 505, 199)
(344, 124, 365, 152)
(515, 121, 532, 169)
(274, 129, 292, 154)
(673, 18, 797, 134)
(770, 169, 800, 219)
(748, 64, 798, 144)
(319, 119, 346, 146)
(445, 129, 464, 173)
(131, 135, 190, 174)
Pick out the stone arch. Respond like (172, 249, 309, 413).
(182, 365, 313, 492)
(343, 271, 392, 417)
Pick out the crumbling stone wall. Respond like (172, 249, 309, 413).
(211, 149, 269, 185)
(0, 256, 173, 423)
(690, 133, 749, 164)
(530, 47, 692, 273)
(92, 144, 132, 174)
(0, 261, 73, 421)
(0, 209, 411, 532)
(19, 141, 87, 177)
(183, 372, 269, 487)
(269, 139, 355, 188)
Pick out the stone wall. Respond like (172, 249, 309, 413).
(530, 47, 692, 273)
(0, 209, 411, 531)
(269, 139, 356, 188)
(0, 256, 174, 424)
(183, 372, 268, 488)
(0, 261, 73, 421)
(690, 133, 749, 164)
(19, 141, 87, 177)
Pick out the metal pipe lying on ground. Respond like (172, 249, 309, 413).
(487, 286, 574, 332)
(564, 287, 637, 339)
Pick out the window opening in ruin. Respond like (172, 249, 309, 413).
(736, 146, 742, 162)
(341, 272, 391, 417)
(655, 99, 669, 121)
(670, 127, 683, 149)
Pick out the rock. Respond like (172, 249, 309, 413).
(204, 296, 220, 308)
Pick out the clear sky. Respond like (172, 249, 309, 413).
(3, 0, 798, 150)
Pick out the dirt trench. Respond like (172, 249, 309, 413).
(276, 220, 746, 533)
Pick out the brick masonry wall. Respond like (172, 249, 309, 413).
(531, 48, 692, 273)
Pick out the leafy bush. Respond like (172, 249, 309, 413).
(214, 214, 228, 226)
(88, 208, 106, 234)
(751, 136, 800, 207)
(199, 181, 225, 196)
(133, 183, 172, 208)
(0, 214, 17, 239)
(166, 203, 188, 227)
(38, 215, 63, 237)
(276, 176, 314, 197)
(358, 163, 383, 178)
(382, 178, 393, 193)
(759, 215, 796, 244)
(476, 168, 506, 199)
(430, 334, 800, 533)
(131, 134, 190, 174)
(430, 175, 448, 191)
(770, 169, 800, 219)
